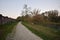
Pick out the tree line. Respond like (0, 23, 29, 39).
(17, 5, 60, 23)
(17, 5, 60, 29)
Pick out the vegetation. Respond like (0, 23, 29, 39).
(16, 5, 60, 40)
(0, 4, 60, 40)
(0, 21, 18, 40)
(22, 22, 60, 40)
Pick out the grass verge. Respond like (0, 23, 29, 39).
(0, 21, 18, 40)
(22, 22, 60, 40)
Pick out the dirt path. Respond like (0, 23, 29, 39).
(6, 22, 43, 40)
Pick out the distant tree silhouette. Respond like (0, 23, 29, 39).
(48, 10, 58, 22)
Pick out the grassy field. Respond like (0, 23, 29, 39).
(22, 22, 60, 40)
(0, 21, 18, 40)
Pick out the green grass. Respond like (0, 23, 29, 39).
(0, 21, 18, 40)
(22, 22, 60, 40)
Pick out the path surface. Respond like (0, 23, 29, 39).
(6, 22, 43, 40)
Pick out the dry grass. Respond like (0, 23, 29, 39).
(22, 22, 60, 40)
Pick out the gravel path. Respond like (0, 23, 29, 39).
(6, 22, 43, 40)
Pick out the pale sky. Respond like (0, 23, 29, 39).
(0, 0, 60, 18)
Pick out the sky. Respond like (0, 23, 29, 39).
(0, 0, 60, 19)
